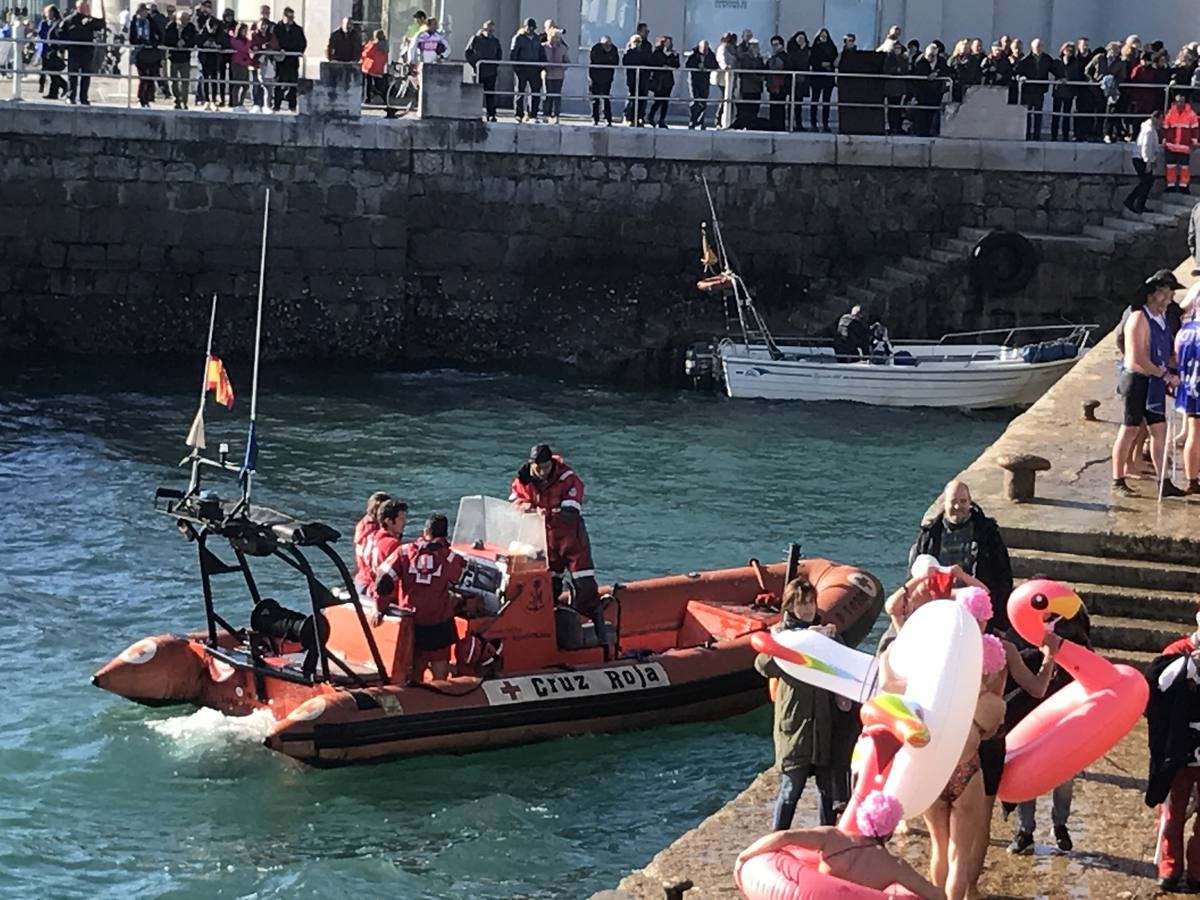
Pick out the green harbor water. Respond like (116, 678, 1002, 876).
(0, 362, 1007, 898)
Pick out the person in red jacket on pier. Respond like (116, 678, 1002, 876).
(510, 443, 605, 634)
(1163, 92, 1199, 194)
(374, 513, 465, 681)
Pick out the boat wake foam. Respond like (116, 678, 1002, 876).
(148, 707, 275, 755)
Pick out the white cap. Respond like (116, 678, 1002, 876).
(1182, 283, 1200, 317)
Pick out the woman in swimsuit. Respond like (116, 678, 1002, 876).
(878, 588, 1058, 900)
(880, 561, 988, 649)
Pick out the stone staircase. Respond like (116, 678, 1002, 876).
(1002, 528, 1200, 670)
(804, 190, 1198, 330)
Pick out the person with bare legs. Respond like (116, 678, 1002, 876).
(1175, 284, 1200, 493)
(1112, 269, 1185, 497)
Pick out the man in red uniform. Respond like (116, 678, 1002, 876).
(1163, 92, 1199, 194)
(365, 498, 406, 605)
(352, 490, 391, 594)
(374, 513, 465, 681)
(510, 444, 604, 634)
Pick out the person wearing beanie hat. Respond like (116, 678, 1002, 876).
(510, 444, 604, 635)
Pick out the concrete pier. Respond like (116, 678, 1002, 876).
(604, 261, 1200, 898)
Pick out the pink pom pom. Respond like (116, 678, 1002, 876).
(956, 586, 993, 623)
(856, 790, 904, 838)
(981, 633, 1006, 675)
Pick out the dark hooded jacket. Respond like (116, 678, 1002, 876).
(1145, 639, 1200, 807)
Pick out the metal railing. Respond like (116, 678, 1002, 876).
(1011, 75, 1200, 137)
(0, 33, 309, 110)
(456, 59, 954, 133)
(7, 32, 1195, 144)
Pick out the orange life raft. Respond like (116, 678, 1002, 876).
(93, 493, 883, 766)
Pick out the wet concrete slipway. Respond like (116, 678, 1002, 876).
(605, 261, 1200, 900)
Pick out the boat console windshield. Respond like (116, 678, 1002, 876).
(450, 495, 547, 617)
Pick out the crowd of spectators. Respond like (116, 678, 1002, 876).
(4, 6, 1200, 137)
(2, 1, 307, 110)
(451, 19, 1200, 137)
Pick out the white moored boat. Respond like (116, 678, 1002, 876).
(714, 326, 1094, 408)
(685, 194, 1095, 409)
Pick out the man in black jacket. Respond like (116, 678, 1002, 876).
(832, 304, 870, 359)
(509, 18, 543, 122)
(685, 39, 716, 129)
(164, 9, 197, 108)
(325, 17, 360, 63)
(273, 6, 307, 111)
(588, 35, 619, 125)
(59, 1, 106, 105)
(1015, 38, 1055, 140)
(465, 20, 501, 121)
(911, 480, 1013, 632)
(622, 32, 652, 125)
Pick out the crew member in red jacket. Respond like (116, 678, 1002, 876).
(1163, 92, 1199, 194)
(374, 513, 465, 681)
(353, 490, 391, 594)
(510, 444, 604, 633)
(365, 498, 407, 604)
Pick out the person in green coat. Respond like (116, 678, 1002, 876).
(755, 577, 859, 830)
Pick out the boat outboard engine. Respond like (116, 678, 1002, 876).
(250, 598, 329, 676)
(684, 341, 720, 392)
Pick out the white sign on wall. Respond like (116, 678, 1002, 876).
(683, 0, 778, 50)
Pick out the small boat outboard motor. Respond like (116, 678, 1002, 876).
(685, 341, 720, 392)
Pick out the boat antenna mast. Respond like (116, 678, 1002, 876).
(184, 293, 220, 496)
(236, 188, 270, 509)
(701, 177, 783, 360)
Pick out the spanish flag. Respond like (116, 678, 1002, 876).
(205, 356, 235, 408)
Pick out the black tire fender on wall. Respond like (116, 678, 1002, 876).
(969, 230, 1040, 296)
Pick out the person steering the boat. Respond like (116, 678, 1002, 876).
(373, 513, 465, 681)
(510, 444, 605, 635)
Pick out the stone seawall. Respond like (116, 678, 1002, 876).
(0, 107, 1185, 382)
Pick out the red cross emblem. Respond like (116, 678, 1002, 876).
(500, 681, 522, 701)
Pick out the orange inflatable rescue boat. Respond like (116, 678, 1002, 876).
(94, 491, 883, 766)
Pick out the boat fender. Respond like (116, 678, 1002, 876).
(969, 230, 1039, 297)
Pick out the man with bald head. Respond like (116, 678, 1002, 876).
(911, 480, 1013, 632)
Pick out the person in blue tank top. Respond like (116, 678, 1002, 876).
(1175, 284, 1200, 494)
(1112, 269, 1186, 497)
